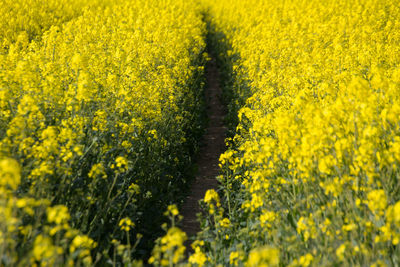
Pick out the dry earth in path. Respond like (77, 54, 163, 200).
(180, 57, 226, 250)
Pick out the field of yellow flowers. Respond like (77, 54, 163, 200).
(0, 0, 206, 265)
(184, 0, 400, 266)
(2, 0, 400, 266)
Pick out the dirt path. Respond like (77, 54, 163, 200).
(180, 57, 226, 245)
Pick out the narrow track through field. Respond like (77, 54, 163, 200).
(180, 57, 226, 246)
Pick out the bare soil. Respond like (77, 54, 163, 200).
(180, 57, 226, 250)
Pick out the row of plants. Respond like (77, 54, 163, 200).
(0, 0, 207, 265)
(161, 0, 400, 266)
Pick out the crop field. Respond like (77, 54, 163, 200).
(1, 0, 400, 266)
(0, 0, 206, 265)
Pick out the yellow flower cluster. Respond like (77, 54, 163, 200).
(150, 227, 187, 266)
(0, 0, 106, 52)
(196, 0, 400, 265)
(119, 217, 135, 232)
(189, 246, 208, 267)
(246, 246, 279, 267)
(0, 158, 20, 191)
(0, 158, 96, 266)
(0, 0, 206, 264)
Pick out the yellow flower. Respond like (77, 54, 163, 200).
(88, 163, 107, 179)
(250, 193, 263, 210)
(148, 129, 158, 139)
(32, 235, 63, 262)
(70, 53, 83, 71)
(342, 223, 357, 232)
(151, 226, 187, 266)
(260, 210, 276, 227)
(246, 246, 279, 267)
(189, 246, 208, 267)
(219, 218, 231, 228)
(387, 201, 400, 225)
(47, 205, 71, 225)
(296, 216, 307, 234)
(204, 189, 220, 207)
(367, 189, 387, 214)
(336, 243, 346, 261)
(298, 253, 313, 267)
(0, 158, 21, 191)
(165, 204, 179, 216)
(160, 227, 187, 250)
(128, 183, 140, 194)
(112, 156, 129, 173)
(70, 235, 96, 253)
(191, 240, 205, 250)
(119, 217, 135, 232)
(230, 251, 240, 265)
